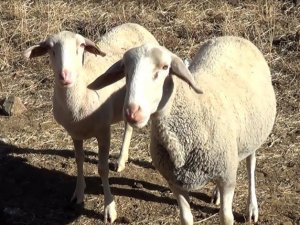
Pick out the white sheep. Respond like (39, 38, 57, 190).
(23, 23, 158, 223)
(89, 37, 276, 224)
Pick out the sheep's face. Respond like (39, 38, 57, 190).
(87, 44, 202, 128)
(24, 31, 105, 88)
(123, 45, 172, 128)
(48, 32, 86, 87)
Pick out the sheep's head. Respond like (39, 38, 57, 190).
(24, 31, 106, 87)
(88, 44, 202, 128)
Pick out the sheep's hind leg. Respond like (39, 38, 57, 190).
(71, 139, 86, 204)
(169, 183, 193, 225)
(211, 185, 220, 205)
(97, 129, 117, 223)
(116, 122, 133, 172)
(246, 153, 258, 223)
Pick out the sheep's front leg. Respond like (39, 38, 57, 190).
(116, 122, 133, 172)
(169, 183, 193, 225)
(246, 153, 258, 223)
(97, 129, 117, 223)
(218, 178, 236, 225)
(71, 139, 86, 204)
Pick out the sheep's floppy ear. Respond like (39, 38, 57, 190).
(88, 59, 125, 90)
(170, 54, 203, 94)
(23, 41, 51, 59)
(83, 37, 106, 57)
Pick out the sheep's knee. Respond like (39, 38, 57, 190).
(98, 163, 109, 177)
(218, 179, 236, 225)
(219, 212, 234, 225)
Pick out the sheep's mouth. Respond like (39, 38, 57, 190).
(59, 80, 73, 87)
(127, 118, 149, 129)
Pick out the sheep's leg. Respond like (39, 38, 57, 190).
(218, 178, 236, 225)
(246, 153, 258, 223)
(71, 139, 86, 204)
(97, 130, 117, 224)
(211, 185, 220, 205)
(116, 122, 133, 172)
(169, 183, 193, 225)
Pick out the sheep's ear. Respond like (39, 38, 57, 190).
(170, 54, 203, 94)
(88, 60, 125, 90)
(83, 37, 106, 57)
(23, 42, 51, 59)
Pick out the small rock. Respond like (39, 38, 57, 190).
(0, 96, 27, 116)
(0, 137, 10, 144)
(132, 182, 143, 189)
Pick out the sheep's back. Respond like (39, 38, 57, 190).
(189, 36, 276, 160)
(83, 23, 158, 86)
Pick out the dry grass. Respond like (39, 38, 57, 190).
(0, 0, 299, 224)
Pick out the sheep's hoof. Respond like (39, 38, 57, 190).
(104, 201, 117, 224)
(116, 162, 126, 172)
(111, 161, 126, 172)
(247, 204, 258, 224)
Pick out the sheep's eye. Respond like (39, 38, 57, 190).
(162, 65, 168, 70)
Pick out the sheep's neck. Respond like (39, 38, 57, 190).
(151, 76, 188, 168)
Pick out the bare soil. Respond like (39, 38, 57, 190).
(0, 0, 299, 224)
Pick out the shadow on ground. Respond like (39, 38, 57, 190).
(0, 141, 246, 224)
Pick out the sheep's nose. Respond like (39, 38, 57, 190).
(59, 69, 72, 85)
(59, 69, 70, 80)
(125, 103, 142, 123)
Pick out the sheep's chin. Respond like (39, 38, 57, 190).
(130, 118, 149, 129)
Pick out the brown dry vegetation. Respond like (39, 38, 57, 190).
(0, 0, 299, 224)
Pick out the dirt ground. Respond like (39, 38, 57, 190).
(0, 0, 299, 224)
